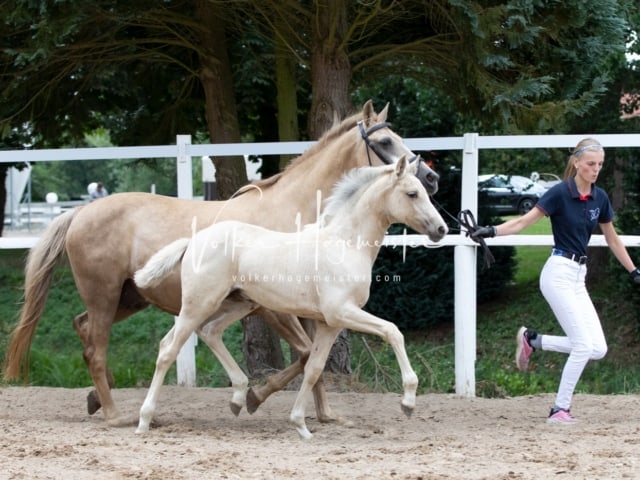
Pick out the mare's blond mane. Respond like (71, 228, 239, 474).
(238, 110, 365, 193)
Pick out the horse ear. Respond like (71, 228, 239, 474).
(378, 102, 390, 123)
(331, 110, 341, 128)
(408, 156, 419, 176)
(362, 100, 375, 127)
(395, 154, 409, 178)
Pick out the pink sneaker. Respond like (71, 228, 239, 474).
(515, 326, 534, 371)
(547, 408, 576, 424)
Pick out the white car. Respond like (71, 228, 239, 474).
(531, 172, 562, 189)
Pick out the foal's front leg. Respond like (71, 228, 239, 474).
(331, 304, 419, 416)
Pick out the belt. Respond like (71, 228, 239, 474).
(551, 248, 587, 265)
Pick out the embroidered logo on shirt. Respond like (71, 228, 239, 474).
(589, 208, 600, 221)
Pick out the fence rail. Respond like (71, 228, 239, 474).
(2, 133, 639, 396)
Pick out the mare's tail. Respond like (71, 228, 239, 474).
(134, 238, 190, 289)
(3, 208, 80, 381)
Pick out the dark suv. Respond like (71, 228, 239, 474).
(478, 174, 547, 215)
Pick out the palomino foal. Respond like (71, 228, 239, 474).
(134, 155, 447, 439)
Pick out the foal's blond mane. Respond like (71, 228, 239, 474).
(239, 110, 365, 193)
(319, 166, 388, 227)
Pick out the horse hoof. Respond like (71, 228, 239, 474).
(401, 403, 414, 418)
(229, 401, 242, 417)
(87, 390, 102, 415)
(245, 388, 261, 415)
(295, 425, 314, 441)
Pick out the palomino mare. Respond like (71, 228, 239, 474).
(3, 101, 440, 425)
(134, 155, 448, 439)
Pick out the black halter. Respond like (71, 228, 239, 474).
(357, 120, 420, 166)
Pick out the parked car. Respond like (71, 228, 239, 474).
(478, 174, 547, 214)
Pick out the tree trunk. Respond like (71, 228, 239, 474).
(304, 0, 353, 374)
(0, 166, 7, 237)
(275, 23, 300, 170)
(241, 315, 285, 378)
(195, 0, 248, 199)
(195, 0, 284, 377)
(308, 0, 352, 140)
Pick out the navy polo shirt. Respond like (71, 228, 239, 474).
(535, 177, 614, 257)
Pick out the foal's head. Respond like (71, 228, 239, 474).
(322, 156, 448, 242)
(381, 155, 448, 242)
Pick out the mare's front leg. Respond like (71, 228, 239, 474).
(289, 322, 342, 440)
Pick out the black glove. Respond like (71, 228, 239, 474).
(630, 268, 640, 285)
(471, 225, 497, 241)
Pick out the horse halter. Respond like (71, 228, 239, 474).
(357, 120, 421, 166)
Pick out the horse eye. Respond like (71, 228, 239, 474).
(407, 191, 418, 199)
(377, 136, 392, 147)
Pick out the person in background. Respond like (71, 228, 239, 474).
(472, 138, 640, 424)
(90, 182, 108, 201)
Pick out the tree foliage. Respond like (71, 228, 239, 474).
(2, 1, 635, 142)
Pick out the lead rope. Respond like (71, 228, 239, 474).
(430, 199, 495, 270)
(457, 209, 495, 269)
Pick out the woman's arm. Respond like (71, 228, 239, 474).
(495, 206, 545, 236)
(600, 221, 636, 272)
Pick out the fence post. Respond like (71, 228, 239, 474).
(454, 133, 479, 397)
(175, 134, 197, 387)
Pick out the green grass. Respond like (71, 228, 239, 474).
(0, 249, 243, 389)
(2, 243, 639, 399)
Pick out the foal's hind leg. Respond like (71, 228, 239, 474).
(196, 298, 259, 416)
(246, 309, 335, 423)
(301, 318, 334, 423)
(289, 322, 342, 440)
(137, 309, 209, 434)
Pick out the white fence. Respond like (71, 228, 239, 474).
(2, 133, 640, 396)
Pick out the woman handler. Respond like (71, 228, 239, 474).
(472, 138, 640, 423)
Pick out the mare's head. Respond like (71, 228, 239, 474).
(353, 100, 439, 195)
(378, 155, 447, 242)
(242, 100, 440, 200)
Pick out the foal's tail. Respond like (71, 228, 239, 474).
(134, 238, 190, 289)
(3, 208, 80, 381)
